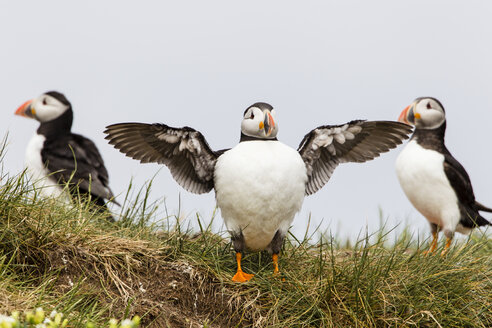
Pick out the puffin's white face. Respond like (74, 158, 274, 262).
(241, 103, 278, 139)
(15, 93, 70, 123)
(398, 97, 446, 129)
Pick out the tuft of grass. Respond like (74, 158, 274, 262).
(0, 307, 141, 328)
(0, 139, 490, 327)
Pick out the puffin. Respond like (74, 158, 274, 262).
(104, 102, 411, 282)
(15, 91, 118, 219)
(396, 97, 492, 255)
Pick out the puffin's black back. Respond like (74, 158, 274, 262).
(36, 92, 116, 217)
(412, 122, 491, 228)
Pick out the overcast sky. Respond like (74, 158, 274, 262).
(1, 1, 491, 242)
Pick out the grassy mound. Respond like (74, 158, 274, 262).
(0, 170, 490, 326)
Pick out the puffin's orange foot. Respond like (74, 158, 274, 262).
(272, 272, 286, 282)
(440, 237, 452, 257)
(422, 249, 435, 256)
(232, 270, 254, 283)
(423, 231, 438, 256)
(271, 254, 285, 281)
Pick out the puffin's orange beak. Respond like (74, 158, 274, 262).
(398, 105, 410, 124)
(398, 101, 418, 125)
(259, 111, 276, 136)
(264, 111, 275, 136)
(15, 99, 35, 119)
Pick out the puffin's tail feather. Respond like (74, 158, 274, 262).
(474, 215, 492, 226)
(460, 207, 492, 228)
(475, 201, 492, 213)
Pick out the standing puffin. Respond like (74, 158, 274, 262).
(396, 97, 492, 255)
(104, 102, 411, 281)
(15, 91, 118, 218)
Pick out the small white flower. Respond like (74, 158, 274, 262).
(120, 319, 133, 328)
(0, 314, 16, 323)
(109, 318, 118, 328)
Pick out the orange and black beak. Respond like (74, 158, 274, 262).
(15, 99, 36, 119)
(259, 110, 276, 137)
(398, 102, 417, 125)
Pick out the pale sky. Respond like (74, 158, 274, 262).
(1, 1, 491, 242)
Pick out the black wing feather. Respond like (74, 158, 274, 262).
(104, 123, 225, 194)
(41, 134, 116, 203)
(443, 152, 492, 227)
(298, 120, 412, 195)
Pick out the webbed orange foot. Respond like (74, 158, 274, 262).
(232, 252, 254, 282)
(232, 270, 254, 282)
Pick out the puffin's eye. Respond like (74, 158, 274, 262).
(250, 112, 254, 119)
(42, 98, 47, 105)
(426, 102, 432, 109)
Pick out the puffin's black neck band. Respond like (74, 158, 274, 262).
(411, 120, 446, 152)
(37, 108, 73, 138)
(240, 132, 278, 142)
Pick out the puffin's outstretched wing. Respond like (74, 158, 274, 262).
(104, 123, 225, 194)
(298, 120, 412, 195)
(41, 133, 117, 203)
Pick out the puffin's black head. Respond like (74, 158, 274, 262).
(15, 91, 72, 123)
(242, 102, 273, 116)
(398, 97, 446, 130)
(241, 102, 278, 139)
(44, 91, 71, 107)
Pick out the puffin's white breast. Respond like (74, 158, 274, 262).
(214, 141, 307, 250)
(25, 134, 67, 200)
(395, 139, 460, 230)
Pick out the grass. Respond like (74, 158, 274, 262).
(0, 144, 491, 327)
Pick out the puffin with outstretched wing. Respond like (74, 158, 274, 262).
(105, 102, 411, 281)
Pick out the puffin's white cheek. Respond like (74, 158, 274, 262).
(241, 120, 260, 136)
(241, 120, 249, 133)
(421, 112, 445, 129)
(36, 106, 68, 122)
